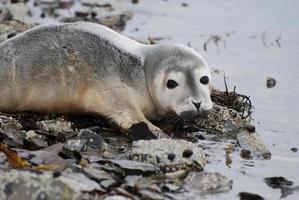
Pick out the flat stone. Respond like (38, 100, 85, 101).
(0, 152, 6, 164)
(78, 129, 106, 150)
(59, 171, 105, 192)
(183, 172, 233, 194)
(130, 139, 206, 174)
(83, 166, 113, 181)
(0, 170, 82, 200)
(237, 131, 271, 159)
(110, 159, 159, 176)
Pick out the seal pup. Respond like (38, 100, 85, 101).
(0, 22, 213, 138)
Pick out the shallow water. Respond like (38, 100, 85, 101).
(121, 0, 299, 199)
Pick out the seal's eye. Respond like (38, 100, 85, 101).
(166, 80, 179, 89)
(200, 76, 209, 85)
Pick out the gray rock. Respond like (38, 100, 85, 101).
(237, 131, 271, 159)
(83, 166, 113, 181)
(110, 159, 160, 176)
(129, 139, 206, 174)
(78, 129, 106, 150)
(59, 171, 105, 192)
(64, 138, 87, 152)
(184, 172, 233, 194)
(29, 143, 67, 170)
(37, 118, 74, 134)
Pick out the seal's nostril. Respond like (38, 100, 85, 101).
(192, 101, 201, 110)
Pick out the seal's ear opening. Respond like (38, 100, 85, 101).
(128, 122, 156, 141)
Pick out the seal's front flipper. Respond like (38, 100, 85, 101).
(129, 122, 156, 141)
(128, 122, 169, 141)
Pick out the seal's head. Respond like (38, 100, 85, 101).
(145, 44, 213, 119)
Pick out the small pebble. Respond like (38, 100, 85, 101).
(182, 149, 193, 158)
(182, 3, 189, 7)
(266, 77, 276, 88)
(167, 153, 176, 161)
(7, 32, 17, 39)
(290, 147, 297, 153)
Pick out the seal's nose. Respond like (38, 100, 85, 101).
(192, 101, 201, 111)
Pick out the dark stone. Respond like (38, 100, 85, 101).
(4, 182, 14, 197)
(240, 149, 252, 159)
(55, 132, 67, 143)
(18, 118, 39, 131)
(132, 0, 139, 4)
(167, 153, 176, 161)
(91, 11, 97, 18)
(196, 134, 206, 140)
(7, 32, 17, 39)
(244, 124, 256, 133)
(239, 192, 264, 200)
(182, 3, 189, 7)
(23, 137, 48, 150)
(264, 176, 293, 189)
(264, 176, 295, 198)
(182, 149, 193, 158)
(266, 77, 276, 88)
(53, 170, 62, 178)
(62, 139, 87, 159)
(129, 122, 156, 141)
(290, 147, 297, 152)
(72, 150, 82, 163)
(40, 12, 46, 18)
(79, 129, 105, 150)
(75, 11, 89, 18)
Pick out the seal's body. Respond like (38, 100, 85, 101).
(0, 22, 213, 138)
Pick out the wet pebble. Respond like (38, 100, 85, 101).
(239, 192, 264, 200)
(78, 129, 105, 150)
(7, 32, 17, 39)
(237, 131, 271, 159)
(184, 172, 233, 194)
(182, 3, 189, 7)
(266, 77, 277, 88)
(23, 137, 48, 150)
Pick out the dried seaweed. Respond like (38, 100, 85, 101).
(211, 77, 252, 119)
